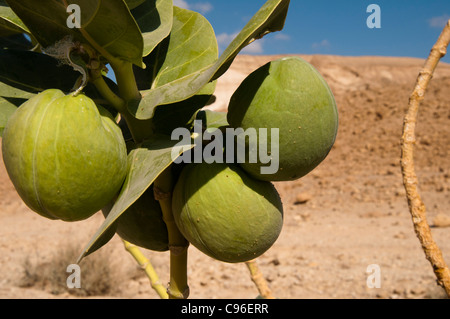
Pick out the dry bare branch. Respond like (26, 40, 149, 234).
(401, 19, 450, 297)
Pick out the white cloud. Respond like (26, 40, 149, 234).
(173, 0, 213, 14)
(173, 0, 189, 9)
(274, 33, 291, 41)
(242, 40, 265, 54)
(217, 32, 265, 54)
(216, 32, 238, 49)
(312, 39, 331, 50)
(428, 14, 450, 28)
(193, 2, 213, 14)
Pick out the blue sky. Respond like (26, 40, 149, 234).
(173, 0, 450, 63)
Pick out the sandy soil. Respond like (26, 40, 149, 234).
(0, 54, 449, 299)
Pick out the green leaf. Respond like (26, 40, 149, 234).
(212, 0, 290, 80)
(6, 0, 83, 47)
(151, 81, 216, 135)
(0, 5, 29, 37)
(77, 134, 195, 262)
(0, 49, 81, 97)
(145, 6, 217, 89)
(124, 0, 146, 10)
(0, 96, 22, 136)
(7, 0, 144, 67)
(193, 109, 229, 133)
(131, 0, 290, 120)
(131, 0, 173, 57)
(0, 33, 33, 50)
(0, 49, 119, 115)
(0, 81, 34, 100)
(67, 0, 144, 67)
(79, 204, 120, 257)
(132, 5, 218, 118)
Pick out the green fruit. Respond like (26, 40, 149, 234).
(1, 89, 127, 221)
(172, 162, 283, 263)
(227, 56, 338, 181)
(102, 186, 169, 252)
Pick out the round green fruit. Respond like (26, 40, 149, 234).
(227, 56, 338, 181)
(1, 89, 127, 221)
(102, 186, 169, 252)
(172, 162, 283, 263)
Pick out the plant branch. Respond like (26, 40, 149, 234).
(108, 60, 154, 144)
(122, 240, 169, 299)
(91, 74, 126, 113)
(72, 11, 153, 143)
(245, 259, 275, 299)
(400, 19, 450, 297)
(154, 168, 190, 299)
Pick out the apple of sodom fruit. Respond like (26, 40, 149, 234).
(172, 162, 283, 263)
(1, 89, 127, 222)
(102, 186, 169, 252)
(227, 56, 338, 182)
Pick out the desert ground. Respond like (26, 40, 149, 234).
(0, 54, 449, 299)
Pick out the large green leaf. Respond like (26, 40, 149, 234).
(125, 0, 146, 10)
(131, 0, 173, 57)
(0, 49, 119, 112)
(0, 5, 29, 37)
(131, 0, 290, 120)
(0, 96, 22, 136)
(77, 134, 195, 261)
(131, 5, 218, 119)
(133, 37, 217, 135)
(0, 81, 34, 100)
(151, 81, 216, 135)
(192, 109, 229, 134)
(67, 0, 144, 67)
(6, 0, 82, 47)
(0, 33, 33, 50)
(6, 0, 144, 67)
(142, 6, 217, 91)
(0, 49, 80, 97)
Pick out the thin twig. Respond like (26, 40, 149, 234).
(122, 240, 169, 299)
(400, 19, 450, 297)
(245, 259, 275, 299)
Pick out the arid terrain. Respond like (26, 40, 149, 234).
(0, 54, 449, 299)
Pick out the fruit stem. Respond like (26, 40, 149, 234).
(154, 168, 190, 299)
(122, 240, 169, 299)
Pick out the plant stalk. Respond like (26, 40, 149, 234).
(154, 168, 190, 299)
(93, 58, 169, 299)
(245, 260, 275, 299)
(401, 19, 450, 297)
(91, 75, 126, 113)
(109, 60, 154, 143)
(123, 240, 169, 299)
